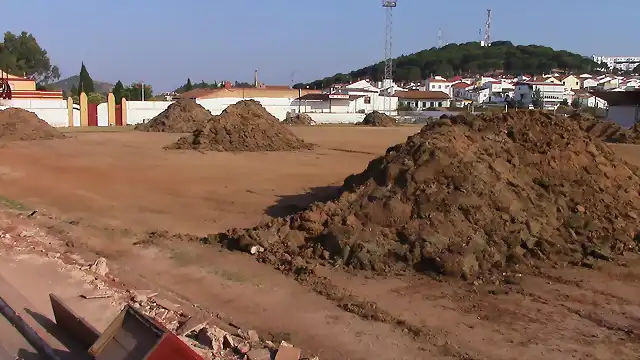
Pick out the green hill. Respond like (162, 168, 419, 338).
(301, 41, 600, 89)
(48, 75, 114, 94)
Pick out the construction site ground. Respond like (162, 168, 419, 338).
(0, 126, 639, 360)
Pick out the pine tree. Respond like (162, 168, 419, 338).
(184, 78, 193, 92)
(77, 62, 95, 94)
(112, 80, 125, 104)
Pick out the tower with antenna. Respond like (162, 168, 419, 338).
(482, 9, 492, 47)
(382, 0, 397, 111)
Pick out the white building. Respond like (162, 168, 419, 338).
(424, 78, 454, 97)
(514, 82, 568, 109)
(396, 91, 451, 109)
(582, 78, 598, 90)
(592, 56, 640, 71)
(483, 81, 515, 103)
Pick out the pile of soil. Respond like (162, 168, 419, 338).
(216, 110, 640, 281)
(167, 100, 313, 152)
(0, 108, 65, 141)
(359, 111, 396, 127)
(615, 123, 640, 144)
(568, 113, 640, 144)
(282, 113, 316, 126)
(135, 98, 213, 133)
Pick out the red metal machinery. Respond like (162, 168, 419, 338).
(0, 70, 12, 99)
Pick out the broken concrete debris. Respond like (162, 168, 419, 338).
(129, 291, 307, 360)
(88, 257, 109, 276)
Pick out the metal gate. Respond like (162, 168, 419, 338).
(88, 103, 98, 126)
(115, 104, 123, 126)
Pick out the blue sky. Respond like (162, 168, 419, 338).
(4, 0, 638, 91)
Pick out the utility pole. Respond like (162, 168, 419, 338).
(141, 81, 145, 101)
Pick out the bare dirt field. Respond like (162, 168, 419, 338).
(0, 126, 639, 360)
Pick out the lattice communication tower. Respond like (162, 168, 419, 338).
(382, 0, 397, 111)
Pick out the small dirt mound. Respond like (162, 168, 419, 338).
(359, 111, 396, 127)
(135, 98, 213, 133)
(611, 123, 640, 144)
(0, 108, 65, 141)
(568, 113, 640, 144)
(215, 110, 640, 281)
(282, 113, 316, 126)
(167, 100, 313, 152)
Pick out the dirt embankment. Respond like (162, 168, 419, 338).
(135, 98, 213, 133)
(216, 110, 640, 281)
(282, 113, 316, 126)
(0, 108, 65, 141)
(358, 111, 397, 127)
(168, 100, 313, 152)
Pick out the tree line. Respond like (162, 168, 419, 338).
(299, 41, 606, 90)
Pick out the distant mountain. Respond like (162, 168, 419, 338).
(300, 41, 600, 89)
(48, 75, 114, 94)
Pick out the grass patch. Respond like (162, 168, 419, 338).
(0, 195, 29, 211)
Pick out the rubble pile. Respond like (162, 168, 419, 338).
(130, 291, 311, 360)
(282, 113, 316, 126)
(135, 98, 214, 133)
(216, 110, 640, 281)
(167, 100, 313, 152)
(358, 111, 397, 127)
(0, 108, 66, 141)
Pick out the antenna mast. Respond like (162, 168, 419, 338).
(483, 9, 492, 47)
(382, 0, 397, 112)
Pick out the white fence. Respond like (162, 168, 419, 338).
(0, 99, 69, 127)
(307, 113, 366, 124)
(125, 97, 301, 125)
(1, 96, 399, 127)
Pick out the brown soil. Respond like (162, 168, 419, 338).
(0, 108, 65, 141)
(217, 110, 640, 281)
(568, 113, 640, 144)
(168, 100, 313, 152)
(613, 123, 640, 144)
(2, 126, 640, 360)
(135, 98, 213, 133)
(358, 111, 396, 127)
(282, 113, 316, 126)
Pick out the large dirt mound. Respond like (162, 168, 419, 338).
(282, 113, 316, 125)
(135, 98, 213, 133)
(0, 108, 65, 141)
(167, 100, 313, 152)
(216, 110, 640, 281)
(359, 111, 396, 127)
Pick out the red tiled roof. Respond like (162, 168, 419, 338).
(427, 78, 451, 83)
(452, 82, 471, 89)
(396, 90, 450, 100)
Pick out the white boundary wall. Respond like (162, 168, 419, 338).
(0, 99, 69, 127)
(306, 113, 366, 124)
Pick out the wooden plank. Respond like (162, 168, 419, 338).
(88, 306, 127, 357)
(49, 294, 101, 350)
